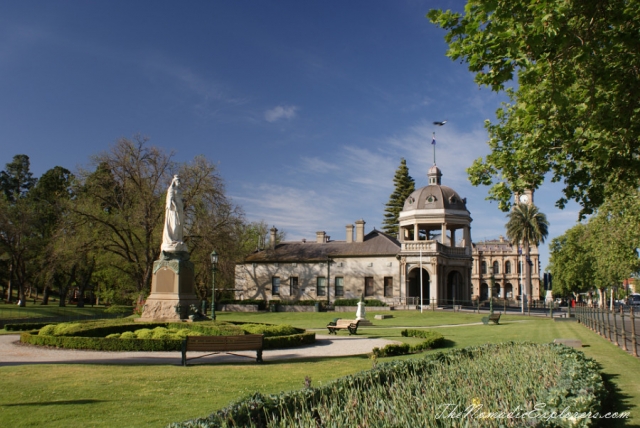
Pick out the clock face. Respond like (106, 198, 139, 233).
(519, 194, 529, 203)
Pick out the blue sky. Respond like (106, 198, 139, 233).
(0, 1, 581, 269)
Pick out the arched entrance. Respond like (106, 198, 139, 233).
(504, 283, 513, 299)
(447, 271, 464, 304)
(480, 283, 489, 301)
(408, 268, 430, 305)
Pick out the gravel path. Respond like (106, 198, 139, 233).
(0, 334, 398, 366)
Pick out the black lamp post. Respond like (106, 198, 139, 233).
(210, 250, 218, 321)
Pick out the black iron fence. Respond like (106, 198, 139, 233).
(575, 305, 639, 357)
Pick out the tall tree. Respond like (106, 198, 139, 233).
(505, 203, 549, 308)
(0, 154, 36, 202)
(548, 224, 595, 297)
(382, 158, 415, 236)
(428, 1, 640, 217)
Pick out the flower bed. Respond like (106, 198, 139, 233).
(169, 342, 607, 428)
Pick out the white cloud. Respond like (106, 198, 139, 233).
(265, 105, 298, 122)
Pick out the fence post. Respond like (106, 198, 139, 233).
(612, 307, 619, 346)
(605, 308, 612, 341)
(631, 308, 638, 358)
(620, 306, 627, 352)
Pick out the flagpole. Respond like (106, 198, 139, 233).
(432, 132, 436, 164)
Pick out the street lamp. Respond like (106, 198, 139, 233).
(210, 250, 218, 321)
(489, 266, 495, 315)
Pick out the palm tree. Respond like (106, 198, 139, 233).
(506, 203, 549, 310)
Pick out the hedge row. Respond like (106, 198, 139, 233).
(372, 330, 446, 357)
(218, 299, 267, 310)
(333, 298, 386, 307)
(4, 322, 51, 331)
(263, 332, 315, 350)
(271, 300, 317, 306)
(169, 343, 606, 428)
(239, 324, 299, 337)
(21, 332, 183, 351)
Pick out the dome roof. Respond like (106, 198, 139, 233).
(403, 185, 468, 211)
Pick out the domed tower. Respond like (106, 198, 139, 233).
(397, 165, 473, 306)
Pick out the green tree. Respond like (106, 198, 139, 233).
(382, 158, 415, 235)
(548, 224, 595, 297)
(428, 1, 640, 216)
(505, 203, 549, 308)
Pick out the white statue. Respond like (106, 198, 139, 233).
(161, 175, 187, 252)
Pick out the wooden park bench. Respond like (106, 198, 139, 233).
(181, 334, 264, 366)
(326, 319, 360, 335)
(481, 313, 501, 325)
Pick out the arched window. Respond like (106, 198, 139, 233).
(505, 261, 512, 274)
(493, 261, 500, 274)
(481, 261, 487, 274)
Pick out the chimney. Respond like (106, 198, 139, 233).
(355, 219, 365, 243)
(346, 224, 354, 243)
(316, 231, 326, 243)
(499, 235, 504, 243)
(270, 227, 278, 249)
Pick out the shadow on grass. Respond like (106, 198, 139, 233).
(3, 399, 107, 407)
(599, 372, 635, 428)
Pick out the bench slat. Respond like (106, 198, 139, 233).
(182, 334, 264, 365)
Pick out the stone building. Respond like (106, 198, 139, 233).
(234, 166, 540, 305)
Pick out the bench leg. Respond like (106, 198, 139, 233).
(256, 349, 263, 363)
(181, 340, 187, 366)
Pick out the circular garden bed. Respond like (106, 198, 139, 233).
(20, 319, 315, 352)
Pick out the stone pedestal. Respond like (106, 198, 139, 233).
(139, 251, 200, 322)
(355, 301, 373, 326)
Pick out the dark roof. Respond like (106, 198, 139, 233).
(244, 229, 401, 263)
(473, 239, 514, 252)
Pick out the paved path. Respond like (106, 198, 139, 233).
(0, 334, 398, 367)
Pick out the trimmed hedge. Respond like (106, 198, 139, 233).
(169, 343, 607, 428)
(239, 324, 299, 337)
(272, 300, 317, 306)
(22, 320, 314, 352)
(372, 330, 446, 357)
(218, 299, 266, 310)
(4, 322, 51, 331)
(263, 332, 315, 350)
(333, 299, 386, 307)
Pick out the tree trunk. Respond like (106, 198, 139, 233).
(76, 259, 95, 308)
(524, 241, 531, 310)
(42, 285, 50, 305)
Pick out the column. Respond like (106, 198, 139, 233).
(441, 223, 447, 245)
(450, 229, 456, 247)
(414, 224, 419, 241)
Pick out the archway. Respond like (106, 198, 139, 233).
(408, 268, 430, 305)
(480, 283, 489, 301)
(504, 283, 513, 298)
(447, 270, 464, 304)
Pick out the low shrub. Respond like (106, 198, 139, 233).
(169, 343, 607, 428)
(239, 324, 299, 337)
(22, 332, 182, 352)
(372, 330, 445, 357)
(272, 300, 317, 306)
(4, 322, 51, 332)
(263, 332, 315, 350)
(218, 299, 266, 310)
(333, 299, 386, 307)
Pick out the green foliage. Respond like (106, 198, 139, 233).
(373, 330, 446, 357)
(4, 322, 51, 332)
(273, 300, 317, 306)
(218, 299, 267, 310)
(104, 305, 133, 315)
(428, 1, 640, 217)
(239, 324, 299, 337)
(263, 332, 315, 350)
(22, 332, 182, 352)
(382, 158, 415, 235)
(549, 223, 595, 296)
(333, 299, 386, 307)
(170, 343, 606, 428)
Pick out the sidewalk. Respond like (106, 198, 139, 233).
(0, 334, 397, 366)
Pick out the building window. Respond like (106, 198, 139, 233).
(335, 277, 344, 296)
(364, 277, 374, 296)
(493, 261, 500, 274)
(505, 261, 512, 274)
(289, 277, 298, 295)
(272, 277, 280, 295)
(481, 261, 487, 274)
(384, 277, 393, 297)
(317, 277, 326, 296)
(518, 261, 522, 274)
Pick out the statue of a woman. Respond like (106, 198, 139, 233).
(162, 175, 187, 252)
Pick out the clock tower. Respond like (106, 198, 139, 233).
(515, 189, 534, 205)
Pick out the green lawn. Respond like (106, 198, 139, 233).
(0, 303, 114, 320)
(1, 311, 639, 427)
